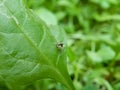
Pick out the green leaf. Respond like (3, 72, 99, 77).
(86, 51, 102, 63)
(97, 45, 115, 61)
(34, 8, 58, 26)
(94, 13, 120, 22)
(83, 84, 99, 90)
(0, 0, 74, 90)
(87, 45, 115, 63)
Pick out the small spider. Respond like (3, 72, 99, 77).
(56, 42, 64, 50)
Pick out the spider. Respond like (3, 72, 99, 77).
(56, 42, 64, 50)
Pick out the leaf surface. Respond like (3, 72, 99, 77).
(0, 0, 74, 90)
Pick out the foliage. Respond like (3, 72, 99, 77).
(27, 0, 120, 90)
(0, 0, 74, 90)
(0, 0, 120, 90)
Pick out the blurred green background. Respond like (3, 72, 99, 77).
(1, 0, 120, 90)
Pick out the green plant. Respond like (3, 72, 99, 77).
(0, 0, 74, 90)
(27, 0, 120, 90)
(1, 0, 120, 90)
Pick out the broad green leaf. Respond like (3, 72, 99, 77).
(83, 84, 99, 90)
(87, 45, 115, 63)
(34, 8, 58, 26)
(86, 51, 102, 63)
(0, 0, 74, 90)
(97, 45, 115, 61)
